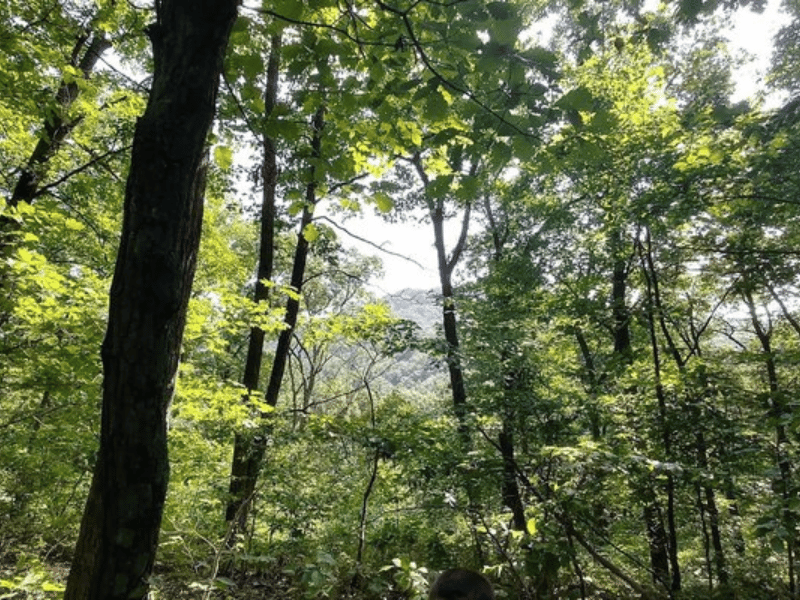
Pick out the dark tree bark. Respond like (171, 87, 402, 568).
(411, 153, 471, 435)
(609, 230, 671, 590)
(573, 325, 603, 440)
(10, 32, 111, 208)
(640, 230, 732, 590)
(1, 32, 111, 318)
(611, 254, 632, 359)
(742, 282, 796, 597)
(643, 497, 671, 591)
(639, 236, 681, 593)
(434, 197, 471, 429)
(63, 2, 239, 599)
(225, 105, 325, 535)
(482, 195, 527, 531)
(226, 32, 282, 535)
(355, 380, 381, 575)
(499, 417, 527, 531)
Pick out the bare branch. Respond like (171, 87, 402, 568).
(316, 215, 427, 269)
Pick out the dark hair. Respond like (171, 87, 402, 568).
(429, 569, 495, 600)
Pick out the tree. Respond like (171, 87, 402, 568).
(63, 1, 239, 598)
(225, 30, 282, 537)
(6, 0, 800, 597)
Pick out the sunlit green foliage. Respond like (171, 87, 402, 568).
(2, 0, 800, 599)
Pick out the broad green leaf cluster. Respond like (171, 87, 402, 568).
(3, 0, 800, 599)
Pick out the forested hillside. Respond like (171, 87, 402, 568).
(2, 0, 800, 598)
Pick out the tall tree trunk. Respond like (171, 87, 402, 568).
(499, 415, 527, 531)
(643, 497, 671, 591)
(1, 32, 111, 318)
(226, 32, 281, 536)
(641, 230, 731, 589)
(411, 153, 470, 436)
(609, 231, 671, 590)
(10, 33, 111, 208)
(725, 479, 746, 556)
(647, 320, 681, 593)
(573, 325, 602, 439)
(434, 198, 470, 430)
(264, 104, 324, 406)
(355, 380, 380, 579)
(225, 105, 325, 535)
(701, 453, 728, 587)
(743, 283, 796, 597)
(639, 238, 681, 593)
(691, 365, 730, 586)
(483, 195, 527, 531)
(611, 254, 632, 359)
(63, 2, 238, 599)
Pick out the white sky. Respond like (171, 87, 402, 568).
(730, 0, 787, 102)
(333, 207, 447, 296)
(335, 0, 789, 296)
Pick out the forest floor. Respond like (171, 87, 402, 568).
(0, 559, 274, 599)
(0, 557, 349, 600)
(0, 559, 70, 599)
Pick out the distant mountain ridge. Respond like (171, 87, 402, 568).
(383, 288, 440, 333)
(376, 288, 446, 391)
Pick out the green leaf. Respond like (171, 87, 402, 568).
(212, 576, 237, 589)
(425, 90, 449, 121)
(373, 192, 394, 214)
(491, 19, 521, 45)
(238, 53, 264, 79)
(429, 175, 454, 198)
(526, 518, 537, 535)
(274, 0, 305, 20)
(213, 145, 233, 170)
(455, 175, 479, 201)
(65, 218, 85, 231)
(590, 109, 617, 132)
(512, 135, 537, 162)
(486, 1, 517, 20)
(557, 86, 595, 112)
(303, 222, 319, 242)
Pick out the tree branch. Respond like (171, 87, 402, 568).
(32, 145, 133, 200)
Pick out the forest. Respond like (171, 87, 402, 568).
(2, 0, 800, 598)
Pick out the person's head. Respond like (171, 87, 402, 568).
(429, 568, 495, 600)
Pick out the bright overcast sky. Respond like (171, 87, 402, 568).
(730, 0, 787, 102)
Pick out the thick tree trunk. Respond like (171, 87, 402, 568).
(434, 199, 470, 427)
(643, 498, 671, 590)
(226, 32, 281, 535)
(482, 196, 527, 532)
(63, 2, 238, 599)
(704, 478, 728, 586)
(611, 255, 632, 359)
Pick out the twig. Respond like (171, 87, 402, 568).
(374, 0, 540, 139)
(33, 145, 132, 199)
(315, 215, 427, 268)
